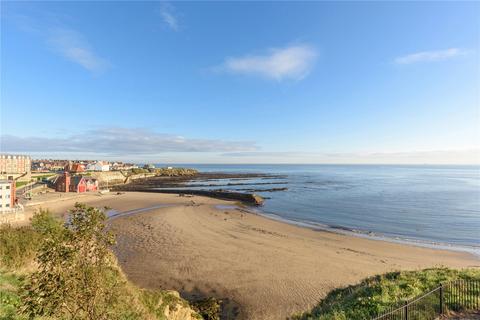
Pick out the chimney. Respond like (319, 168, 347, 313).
(64, 172, 70, 193)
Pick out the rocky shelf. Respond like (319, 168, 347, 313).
(117, 188, 265, 206)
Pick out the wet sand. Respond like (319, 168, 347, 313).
(27, 192, 480, 320)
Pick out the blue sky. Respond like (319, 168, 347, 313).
(1, 1, 479, 164)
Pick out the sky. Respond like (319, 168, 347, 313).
(1, 1, 479, 164)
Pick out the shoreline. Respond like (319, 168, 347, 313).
(23, 191, 480, 320)
(255, 210, 480, 257)
(213, 203, 480, 257)
(20, 189, 480, 259)
(22, 189, 480, 256)
(21, 190, 480, 256)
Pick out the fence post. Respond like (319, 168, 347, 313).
(440, 284, 444, 315)
(404, 301, 408, 320)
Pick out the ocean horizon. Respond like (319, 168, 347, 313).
(157, 164, 480, 254)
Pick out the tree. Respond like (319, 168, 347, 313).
(22, 203, 122, 320)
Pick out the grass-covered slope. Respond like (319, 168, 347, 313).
(0, 269, 205, 320)
(0, 271, 27, 320)
(293, 268, 480, 320)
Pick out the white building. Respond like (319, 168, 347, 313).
(93, 161, 110, 172)
(0, 180, 14, 212)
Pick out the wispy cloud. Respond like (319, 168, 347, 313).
(218, 44, 317, 81)
(0, 128, 257, 155)
(9, 13, 109, 73)
(394, 48, 469, 65)
(47, 28, 109, 73)
(159, 2, 179, 31)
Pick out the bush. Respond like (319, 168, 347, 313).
(30, 209, 63, 238)
(19, 203, 202, 320)
(0, 209, 63, 270)
(22, 203, 130, 319)
(192, 297, 221, 320)
(0, 226, 39, 270)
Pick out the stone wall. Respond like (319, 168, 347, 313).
(0, 211, 26, 224)
(89, 171, 156, 187)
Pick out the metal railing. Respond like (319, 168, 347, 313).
(373, 279, 480, 320)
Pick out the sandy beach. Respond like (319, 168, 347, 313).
(26, 191, 480, 320)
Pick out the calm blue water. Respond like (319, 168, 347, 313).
(162, 164, 480, 251)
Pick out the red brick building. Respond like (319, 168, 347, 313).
(54, 173, 98, 193)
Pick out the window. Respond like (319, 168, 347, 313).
(6, 204, 9, 207)
(6, 186, 10, 189)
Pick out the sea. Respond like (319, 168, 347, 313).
(159, 164, 480, 255)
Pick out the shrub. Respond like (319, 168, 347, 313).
(0, 226, 39, 270)
(192, 297, 221, 320)
(30, 209, 63, 238)
(0, 209, 64, 271)
(21, 203, 141, 319)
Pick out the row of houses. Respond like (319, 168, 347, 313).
(32, 159, 69, 172)
(34, 160, 138, 173)
(64, 161, 110, 173)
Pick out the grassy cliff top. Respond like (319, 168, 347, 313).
(293, 267, 480, 320)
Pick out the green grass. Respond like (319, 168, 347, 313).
(14, 181, 30, 188)
(34, 174, 56, 181)
(293, 268, 480, 320)
(0, 271, 28, 320)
